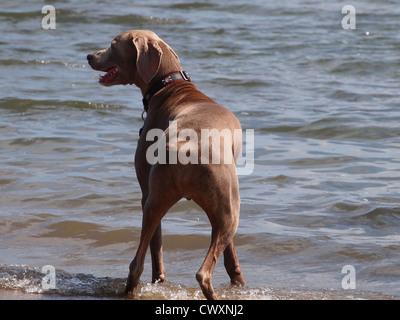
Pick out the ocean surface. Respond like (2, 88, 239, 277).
(1, 0, 400, 299)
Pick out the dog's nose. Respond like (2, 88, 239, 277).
(87, 54, 92, 61)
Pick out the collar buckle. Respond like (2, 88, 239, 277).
(142, 70, 191, 109)
(180, 70, 190, 81)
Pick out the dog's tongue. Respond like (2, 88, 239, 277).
(99, 66, 119, 84)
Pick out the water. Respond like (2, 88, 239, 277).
(1, 0, 400, 299)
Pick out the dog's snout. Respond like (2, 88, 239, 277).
(87, 53, 93, 61)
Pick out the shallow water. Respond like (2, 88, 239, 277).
(1, 0, 400, 299)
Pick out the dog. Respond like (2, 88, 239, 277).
(87, 30, 245, 300)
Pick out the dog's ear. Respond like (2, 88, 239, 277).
(133, 36, 163, 84)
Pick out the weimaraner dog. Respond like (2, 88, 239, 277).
(87, 30, 245, 300)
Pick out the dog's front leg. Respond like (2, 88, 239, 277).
(150, 222, 166, 283)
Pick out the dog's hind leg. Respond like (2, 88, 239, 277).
(194, 167, 243, 300)
(195, 204, 240, 300)
(125, 165, 180, 295)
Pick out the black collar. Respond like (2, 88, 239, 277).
(142, 70, 191, 111)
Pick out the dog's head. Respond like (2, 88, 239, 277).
(87, 30, 181, 88)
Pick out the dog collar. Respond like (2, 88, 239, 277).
(142, 70, 191, 111)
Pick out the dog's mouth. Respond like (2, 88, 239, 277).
(99, 66, 119, 85)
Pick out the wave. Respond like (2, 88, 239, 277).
(346, 207, 400, 229)
(99, 13, 187, 27)
(0, 264, 392, 300)
(0, 98, 125, 113)
(0, 264, 272, 300)
(0, 264, 124, 298)
(257, 119, 400, 140)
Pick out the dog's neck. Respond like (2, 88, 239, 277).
(142, 71, 191, 111)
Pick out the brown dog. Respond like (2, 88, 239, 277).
(87, 30, 245, 300)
